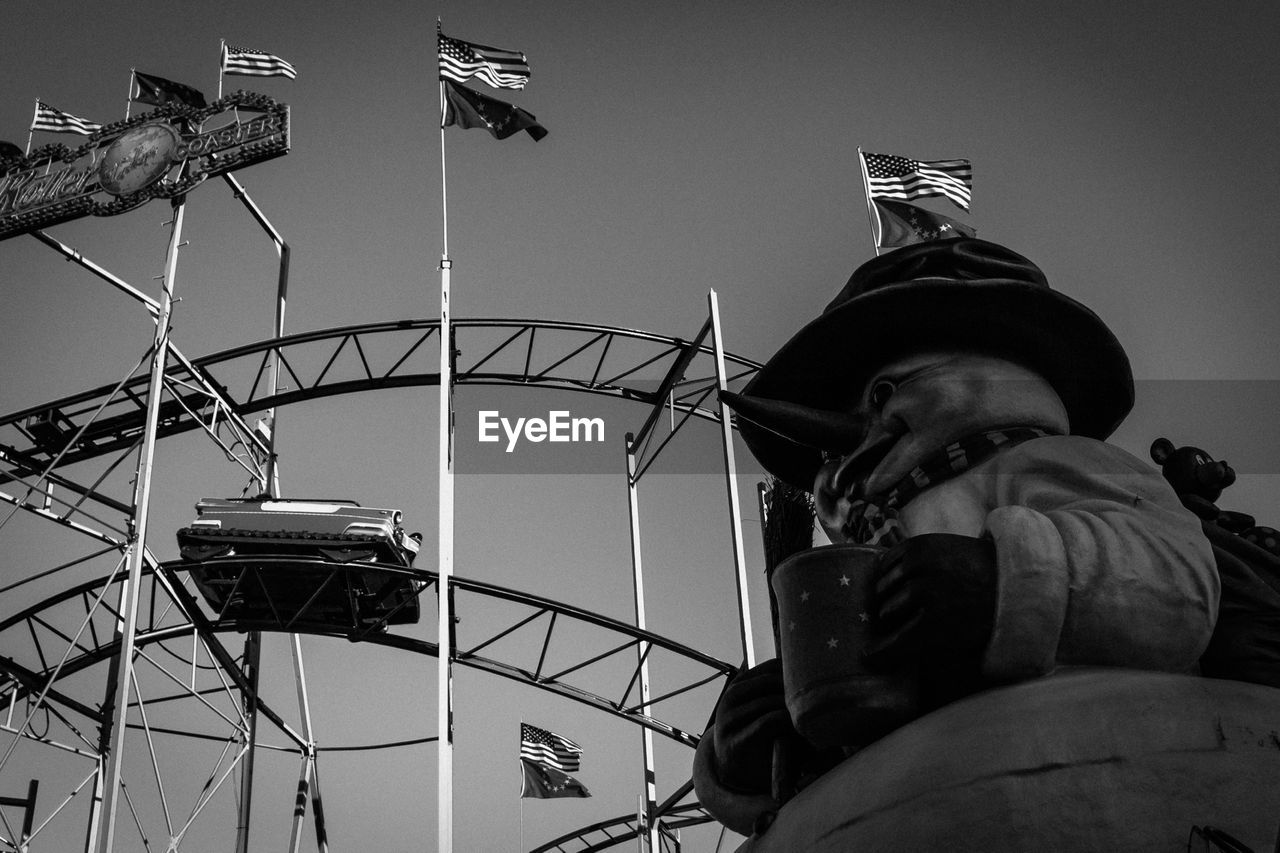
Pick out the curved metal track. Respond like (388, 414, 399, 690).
(0, 319, 759, 851)
(0, 560, 734, 748)
(530, 780, 714, 853)
(0, 317, 760, 489)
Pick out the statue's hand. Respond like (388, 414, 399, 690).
(713, 658, 799, 794)
(863, 534, 997, 687)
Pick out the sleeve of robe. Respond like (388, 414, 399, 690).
(975, 436, 1219, 680)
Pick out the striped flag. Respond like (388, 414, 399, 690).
(438, 23, 530, 90)
(520, 723, 581, 772)
(862, 151, 972, 211)
(222, 44, 297, 79)
(31, 101, 102, 136)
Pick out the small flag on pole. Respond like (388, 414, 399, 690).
(520, 723, 582, 772)
(862, 151, 972, 211)
(442, 81, 547, 141)
(132, 71, 208, 109)
(438, 23, 530, 90)
(222, 44, 297, 79)
(31, 101, 102, 136)
(872, 198, 976, 248)
(519, 759, 591, 799)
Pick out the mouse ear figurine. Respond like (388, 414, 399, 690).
(695, 238, 1221, 835)
(1149, 436, 1249, 526)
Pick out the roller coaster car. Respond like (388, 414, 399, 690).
(176, 498, 424, 630)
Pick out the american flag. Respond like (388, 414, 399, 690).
(438, 24, 530, 90)
(31, 101, 101, 136)
(222, 44, 297, 79)
(862, 151, 972, 211)
(520, 723, 581, 772)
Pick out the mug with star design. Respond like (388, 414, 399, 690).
(771, 543, 920, 749)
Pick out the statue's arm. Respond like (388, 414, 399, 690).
(978, 436, 1219, 680)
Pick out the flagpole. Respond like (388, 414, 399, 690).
(26, 100, 37, 155)
(857, 147, 882, 256)
(436, 67, 456, 853)
(218, 40, 226, 100)
(126, 71, 134, 121)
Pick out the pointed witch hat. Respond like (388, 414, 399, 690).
(728, 238, 1134, 491)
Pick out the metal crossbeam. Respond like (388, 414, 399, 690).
(0, 317, 760, 850)
(0, 560, 734, 755)
(0, 319, 759, 473)
(530, 801, 709, 853)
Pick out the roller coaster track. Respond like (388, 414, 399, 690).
(0, 559, 735, 750)
(0, 556, 733, 850)
(0, 319, 760, 850)
(0, 318, 761, 534)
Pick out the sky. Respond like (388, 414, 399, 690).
(3, 2, 1280, 851)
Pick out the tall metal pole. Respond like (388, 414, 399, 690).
(436, 76, 455, 853)
(83, 660, 119, 852)
(287, 633, 323, 853)
(222, 172, 289, 496)
(233, 631, 261, 853)
(857, 148, 883, 257)
(708, 290, 756, 668)
(623, 435, 660, 853)
(96, 195, 187, 853)
(220, 173, 289, 851)
(266, 239, 289, 495)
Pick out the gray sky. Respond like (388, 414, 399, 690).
(3, 2, 1280, 850)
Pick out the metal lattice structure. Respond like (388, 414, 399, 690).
(1, 317, 757, 521)
(0, 311, 761, 851)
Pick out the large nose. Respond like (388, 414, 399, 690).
(720, 391, 865, 452)
(815, 418, 899, 497)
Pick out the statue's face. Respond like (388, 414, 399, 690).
(813, 351, 1069, 542)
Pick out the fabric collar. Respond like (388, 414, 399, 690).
(840, 426, 1053, 546)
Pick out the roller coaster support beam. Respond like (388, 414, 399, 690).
(224, 175, 298, 851)
(287, 630, 328, 853)
(0, 778, 38, 852)
(29, 230, 161, 319)
(222, 173, 288, 495)
(233, 630, 262, 853)
(709, 290, 755, 668)
(97, 195, 187, 853)
(24, 227, 271, 490)
(623, 437, 660, 853)
(628, 317, 711, 455)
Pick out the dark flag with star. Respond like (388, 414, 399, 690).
(519, 758, 591, 799)
(872, 198, 976, 249)
(442, 80, 547, 141)
(132, 71, 208, 109)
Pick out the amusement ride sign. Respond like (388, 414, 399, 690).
(0, 90, 289, 241)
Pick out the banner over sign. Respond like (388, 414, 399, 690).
(0, 90, 289, 242)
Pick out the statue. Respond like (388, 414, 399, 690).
(693, 238, 1279, 849)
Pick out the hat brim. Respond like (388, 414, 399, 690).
(739, 279, 1134, 491)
